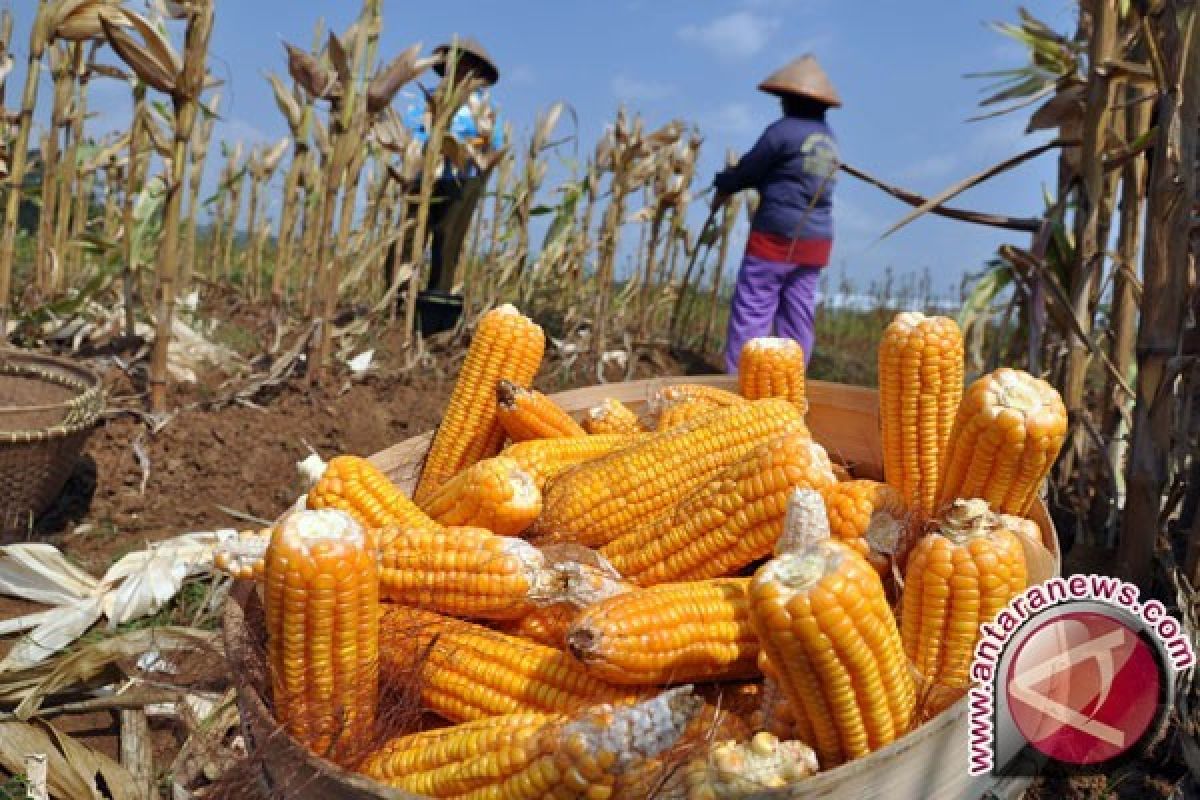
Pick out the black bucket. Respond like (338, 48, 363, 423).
(416, 290, 464, 337)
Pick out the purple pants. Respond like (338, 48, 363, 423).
(725, 254, 822, 373)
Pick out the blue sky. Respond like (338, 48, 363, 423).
(12, 0, 1079, 298)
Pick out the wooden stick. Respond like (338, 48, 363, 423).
(119, 710, 153, 800)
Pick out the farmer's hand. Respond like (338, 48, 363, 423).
(710, 190, 730, 212)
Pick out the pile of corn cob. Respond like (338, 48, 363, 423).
(217, 305, 1066, 798)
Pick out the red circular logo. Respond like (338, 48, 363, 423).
(1005, 610, 1161, 765)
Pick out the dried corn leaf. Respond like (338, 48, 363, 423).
(325, 31, 351, 86)
(261, 135, 290, 174)
(283, 41, 337, 100)
(123, 8, 181, 78)
(11, 627, 219, 718)
(0, 544, 98, 607)
(0, 597, 103, 672)
(0, 720, 139, 800)
(367, 42, 426, 113)
(100, 14, 175, 94)
(266, 71, 302, 131)
(52, 0, 131, 43)
(100, 533, 221, 626)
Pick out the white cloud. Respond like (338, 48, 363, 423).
(507, 64, 536, 85)
(611, 73, 676, 102)
(699, 102, 762, 136)
(897, 153, 961, 182)
(678, 11, 777, 60)
(218, 117, 271, 146)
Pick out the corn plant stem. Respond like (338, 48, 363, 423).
(121, 87, 148, 339)
(592, 173, 627, 361)
(1104, 88, 1153, 530)
(565, 169, 595, 309)
(487, 153, 511, 262)
(0, 0, 49, 330)
(701, 193, 740, 355)
(208, 189, 226, 283)
(65, 60, 93, 283)
(101, 164, 121, 242)
(637, 209, 664, 342)
(271, 136, 309, 305)
(670, 206, 717, 345)
(1118, 0, 1198, 587)
(220, 173, 243, 284)
(37, 45, 72, 293)
(148, 1, 215, 412)
(181, 100, 217, 292)
(0, 12, 11, 108)
(308, 0, 380, 379)
(243, 166, 262, 298)
(52, 45, 85, 290)
(298, 156, 322, 314)
(1057, 0, 1119, 486)
(397, 66, 464, 342)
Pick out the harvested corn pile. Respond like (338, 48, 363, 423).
(238, 305, 1063, 795)
(582, 397, 645, 434)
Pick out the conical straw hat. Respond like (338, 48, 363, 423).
(757, 54, 841, 107)
(433, 36, 499, 86)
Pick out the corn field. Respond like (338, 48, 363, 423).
(0, 0, 758, 404)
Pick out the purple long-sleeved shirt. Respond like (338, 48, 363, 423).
(714, 116, 838, 242)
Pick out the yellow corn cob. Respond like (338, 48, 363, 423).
(653, 384, 745, 431)
(498, 604, 577, 647)
(738, 337, 808, 413)
(306, 455, 439, 533)
(901, 499, 1028, 709)
(496, 379, 587, 441)
(673, 732, 819, 800)
(501, 433, 645, 492)
(420, 456, 542, 536)
(415, 305, 545, 503)
(359, 712, 560, 789)
(602, 433, 835, 584)
(263, 510, 378, 765)
(879, 313, 964, 516)
(822, 480, 909, 575)
(748, 540, 915, 767)
(212, 528, 271, 581)
(498, 564, 633, 647)
(215, 523, 561, 621)
(532, 398, 806, 548)
(935, 367, 1068, 516)
(614, 700, 753, 798)
(583, 397, 645, 434)
(567, 578, 760, 685)
(378, 526, 556, 619)
(361, 689, 701, 799)
(380, 606, 646, 722)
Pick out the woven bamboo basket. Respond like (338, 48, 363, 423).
(224, 377, 1060, 799)
(0, 350, 104, 534)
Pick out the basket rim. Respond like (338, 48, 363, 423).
(0, 349, 104, 444)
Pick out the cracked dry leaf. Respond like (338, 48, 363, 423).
(100, 13, 175, 94)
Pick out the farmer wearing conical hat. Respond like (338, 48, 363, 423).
(398, 36, 504, 293)
(712, 54, 840, 373)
